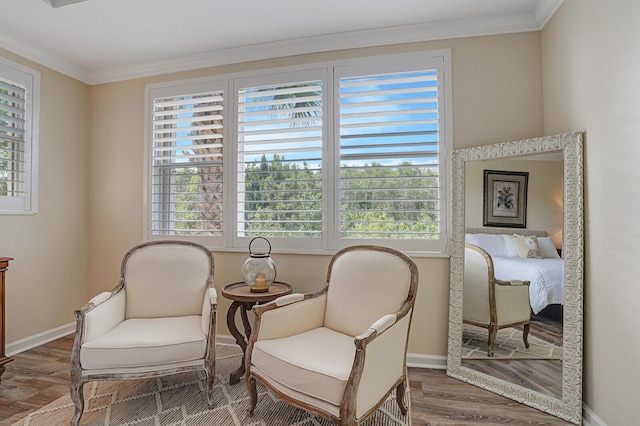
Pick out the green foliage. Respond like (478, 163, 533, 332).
(243, 154, 322, 238)
(170, 169, 216, 234)
(339, 161, 440, 239)
(241, 156, 439, 240)
(171, 155, 440, 240)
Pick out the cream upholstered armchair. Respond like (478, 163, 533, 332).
(245, 245, 418, 426)
(463, 243, 531, 357)
(69, 241, 217, 426)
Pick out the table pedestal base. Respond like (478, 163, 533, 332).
(226, 301, 254, 385)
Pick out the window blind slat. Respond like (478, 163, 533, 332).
(0, 91, 24, 105)
(340, 73, 437, 88)
(153, 94, 223, 108)
(0, 124, 25, 135)
(0, 80, 25, 94)
(0, 102, 25, 116)
(153, 133, 223, 144)
(154, 114, 223, 126)
(153, 142, 223, 152)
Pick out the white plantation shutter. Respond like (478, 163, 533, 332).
(150, 89, 225, 238)
(236, 76, 323, 242)
(336, 66, 446, 250)
(0, 59, 38, 213)
(145, 51, 451, 253)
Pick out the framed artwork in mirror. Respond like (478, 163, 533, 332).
(483, 170, 528, 228)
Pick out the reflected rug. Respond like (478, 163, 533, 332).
(12, 344, 410, 425)
(462, 324, 562, 360)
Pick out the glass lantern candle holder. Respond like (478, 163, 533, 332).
(242, 237, 276, 293)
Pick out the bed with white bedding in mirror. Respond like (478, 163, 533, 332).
(464, 228, 564, 314)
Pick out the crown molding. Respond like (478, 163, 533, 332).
(0, 32, 89, 83)
(3, 1, 563, 85)
(87, 11, 543, 85)
(535, 0, 564, 27)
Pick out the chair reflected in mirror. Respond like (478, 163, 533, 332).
(463, 243, 531, 357)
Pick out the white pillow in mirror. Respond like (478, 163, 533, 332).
(538, 236, 561, 258)
(465, 233, 508, 257)
(512, 234, 543, 258)
(503, 235, 519, 257)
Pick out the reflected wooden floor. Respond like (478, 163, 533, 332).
(409, 368, 572, 425)
(461, 358, 562, 399)
(0, 334, 571, 425)
(462, 309, 564, 400)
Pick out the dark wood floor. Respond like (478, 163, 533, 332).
(0, 334, 571, 425)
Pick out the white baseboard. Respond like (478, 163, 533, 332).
(406, 352, 447, 369)
(583, 403, 607, 426)
(6, 322, 76, 356)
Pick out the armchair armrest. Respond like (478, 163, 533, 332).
(201, 286, 218, 335)
(496, 279, 531, 286)
(349, 309, 413, 419)
(274, 293, 305, 306)
(370, 313, 397, 334)
(88, 291, 111, 306)
(252, 286, 328, 341)
(208, 287, 217, 304)
(79, 284, 126, 344)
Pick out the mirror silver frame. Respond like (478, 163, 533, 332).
(446, 132, 584, 424)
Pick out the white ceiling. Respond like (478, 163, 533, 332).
(1, 0, 562, 85)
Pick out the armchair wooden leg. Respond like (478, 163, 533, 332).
(396, 379, 408, 415)
(206, 372, 215, 406)
(247, 375, 258, 416)
(523, 323, 531, 349)
(70, 380, 84, 426)
(487, 326, 497, 357)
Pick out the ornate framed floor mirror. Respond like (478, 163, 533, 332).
(446, 132, 584, 424)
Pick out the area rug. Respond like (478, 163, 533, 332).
(462, 324, 562, 360)
(12, 344, 410, 425)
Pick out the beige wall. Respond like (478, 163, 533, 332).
(542, 1, 640, 424)
(85, 31, 544, 357)
(0, 48, 89, 342)
(464, 159, 564, 245)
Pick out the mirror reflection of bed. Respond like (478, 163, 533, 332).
(462, 153, 564, 400)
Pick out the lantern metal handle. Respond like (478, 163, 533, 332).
(248, 237, 272, 257)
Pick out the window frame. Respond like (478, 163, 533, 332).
(144, 49, 452, 256)
(0, 57, 40, 215)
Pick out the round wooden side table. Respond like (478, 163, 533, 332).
(221, 281, 292, 384)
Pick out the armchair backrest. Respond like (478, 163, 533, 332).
(123, 241, 214, 319)
(463, 244, 493, 324)
(324, 245, 417, 337)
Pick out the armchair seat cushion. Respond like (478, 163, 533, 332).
(252, 327, 355, 406)
(80, 315, 206, 370)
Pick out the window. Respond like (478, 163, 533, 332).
(146, 50, 451, 254)
(234, 70, 326, 250)
(0, 58, 39, 214)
